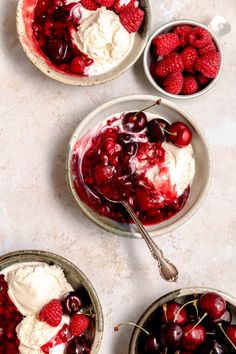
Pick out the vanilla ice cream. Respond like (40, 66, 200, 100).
(71, 6, 135, 75)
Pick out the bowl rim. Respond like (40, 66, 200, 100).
(143, 19, 224, 99)
(66, 94, 212, 238)
(129, 286, 236, 354)
(0, 249, 104, 354)
(16, 0, 151, 86)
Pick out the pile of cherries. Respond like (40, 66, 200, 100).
(135, 292, 236, 353)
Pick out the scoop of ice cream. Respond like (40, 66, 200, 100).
(17, 315, 69, 354)
(72, 6, 134, 75)
(2, 262, 73, 316)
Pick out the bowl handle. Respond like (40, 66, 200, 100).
(207, 15, 231, 37)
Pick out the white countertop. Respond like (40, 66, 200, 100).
(0, 0, 236, 353)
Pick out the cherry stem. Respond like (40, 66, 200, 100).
(218, 323, 236, 350)
(134, 99, 162, 117)
(173, 299, 198, 323)
(163, 127, 177, 136)
(163, 303, 168, 322)
(114, 322, 150, 336)
(184, 312, 208, 336)
(206, 332, 215, 335)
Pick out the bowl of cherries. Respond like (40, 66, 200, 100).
(126, 287, 236, 353)
(67, 95, 211, 237)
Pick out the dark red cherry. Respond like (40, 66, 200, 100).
(118, 133, 133, 145)
(46, 39, 68, 62)
(144, 333, 163, 353)
(122, 112, 148, 132)
(168, 122, 192, 147)
(225, 325, 236, 347)
(182, 324, 206, 350)
(61, 292, 83, 316)
(159, 323, 183, 348)
(199, 292, 226, 319)
(161, 301, 187, 325)
(65, 337, 90, 354)
(208, 308, 232, 326)
(147, 118, 170, 143)
(199, 339, 224, 354)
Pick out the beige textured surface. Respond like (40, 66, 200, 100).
(0, 0, 236, 353)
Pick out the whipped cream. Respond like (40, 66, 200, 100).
(2, 262, 73, 316)
(72, 6, 134, 75)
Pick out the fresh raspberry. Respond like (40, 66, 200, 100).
(195, 51, 220, 78)
(181, 46, 198, 73)
(113, 0, 135, 13)
(187, 27, 212, 48)
(182, 75, 199, 94)
(39, 299, 62, 327)
(81, 0, 100, 10)
(69, 314, 90, 337)
(155, 52, 184, 77)
(119, 4, 144, 33)
(196, 72, 210, 85)
(163, 71, 183, 94)
(173, 25, 192, 47)
(152, 33, 179, 57)
(198, 41, 216, 56)
(96, 0, 114, 6)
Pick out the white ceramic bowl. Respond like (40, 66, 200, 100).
(66, 95, 211, 238)
(129, 287, 236, 354)
(143, 19, 224, 99)
(16, 0, 151, 86)
(0, 250, 104, 353)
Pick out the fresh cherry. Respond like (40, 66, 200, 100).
(224, 325, 236, 348)
(182, 323, 206, 350)
(65, 337, 90, 354)
(168, 122, 192, 147)
(46, 39, 68, 62)
(208, 308, 232, 326)
(122, 112, 148, 132)
(61, 292, 83, 316)
(159, 323, 183, 348)
(144, 333, 163, 353)
(199, 339, 224, 354)
(199, 292, 226, 320)
(147, 118, 170, 143)
(161, 301, 187, 325)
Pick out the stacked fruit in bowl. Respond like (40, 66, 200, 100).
(128, 289, 236, 353)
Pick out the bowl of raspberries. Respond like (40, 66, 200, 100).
(143, 20, 223, 98)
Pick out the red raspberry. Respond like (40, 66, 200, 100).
(187, 27, 212, 48)
(39, 299, 62, 327)
(198, 41, 216, 56)
(119, 4, 144, 33)
(69, 314, 90, 337)
(181, 46, 198, 73)
(195, 51, 220, 78)
(163, 71, 183, 94)
(196, 72, 210, 85)
(182, 75, 199, 94)
(152, 33, 179, 56)
(96, 0, 114, 6)
(173, 25, 192, 47)
(113, 0, 135, 13)
(81, 0, 100, 10)
(155, 52, 184, 77)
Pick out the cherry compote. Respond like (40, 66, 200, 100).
(32, 0, 93, 75)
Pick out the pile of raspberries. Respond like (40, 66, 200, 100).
(81, 0, 144, 33)
(150, 25, 221, 95)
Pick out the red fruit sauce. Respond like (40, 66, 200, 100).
(41, 324, 71, 353)
(32, 0, 93, 75)
(0, 275, 23, 353)
(71, 115, 190, 225)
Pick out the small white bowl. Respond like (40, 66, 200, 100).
(143, 19, 224, 99)
(66, 95, 211, 238)
(16, 0, 151, 86)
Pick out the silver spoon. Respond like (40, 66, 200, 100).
(103, 194, 178, 282)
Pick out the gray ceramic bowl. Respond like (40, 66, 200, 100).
(16, 0, 151, 86)
(129, 287, 236, 354)
(0, 250, 103, 353)
(66, 94, 211, 238)
(143, 19, 224, 99)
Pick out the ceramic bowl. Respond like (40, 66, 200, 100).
(0, 250, 103, 353)
(129, 287, 236, 353)
(66, 94, 211, 238)
(16, 0, 151, 86)
(143, 19, 224, 99)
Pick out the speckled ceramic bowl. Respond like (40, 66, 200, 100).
(0, 250, 103, 353)
(129, 287, 236, 354)
(66, 94, 211, 238)
(16, 0, 151, 86)
(143, 19, 224, 99)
